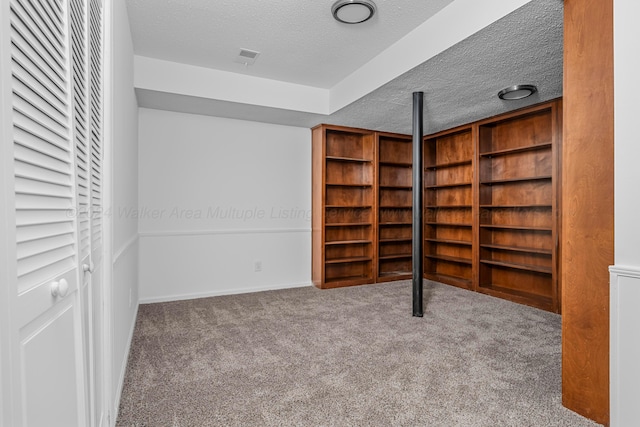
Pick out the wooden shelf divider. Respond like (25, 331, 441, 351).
(426, 182, 472, 189)
(425, 159, 472, 169)
(425, 222, 472, 227)
(480, 243, 552, 255)
(425, 254, 472, 265)
(479, 259, 552, 274)
(479, 142, 552, 157)
(480, 175, 552, 185)
(325, 155, 372, 163)
(425, 238, 472, 246)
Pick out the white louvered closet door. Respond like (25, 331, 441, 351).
(87, 0, 105, 425)
(70, 0, 98, 424)
(2, 0, 105, 425)
(9, 0, 87, 425)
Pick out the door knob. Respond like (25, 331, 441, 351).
(51, 278, 69, 298)
(83, 262, 94, 273)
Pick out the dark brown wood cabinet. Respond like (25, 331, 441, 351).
(312, 100, 562, 312)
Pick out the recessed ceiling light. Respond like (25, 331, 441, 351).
(332, 0, 377, 24)
(498, 84, 538, 100)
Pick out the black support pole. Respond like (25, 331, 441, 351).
(412, 92, 424, 317)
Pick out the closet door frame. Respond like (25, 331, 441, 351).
(101, 0, 114, 423)
(0, 2, 16, 424)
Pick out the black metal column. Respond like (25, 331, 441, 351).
(412, 92, 424, 317)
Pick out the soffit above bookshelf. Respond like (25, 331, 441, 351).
(135, 0, 562, 136)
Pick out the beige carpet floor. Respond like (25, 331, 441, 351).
(116, 280, 601, 426)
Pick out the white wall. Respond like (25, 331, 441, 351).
(110, 0, 139, 422)
(610, 1, 640, 425)
(138, 109, 311, 302)
(613, 4, 640, 265)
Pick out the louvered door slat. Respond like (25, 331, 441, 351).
(14, 114, 69, 155)
(16, 221, 75, 243)
(10, 22, 65, 89)
(12, 64, 66, 119)
(13, 98, 69, 145)
(17, 245, 75, 283)
(15, 209, 73, 227)
(88, 0, 102, 255)
(70, 0, 88, 260)
(13, 90, 68, 136)
(17, 233, 75, 260)
(46, 0, 63, 14)
(11, 0, 75, 294)
(14, 176, 72, 198)
(11, 42, 66, 103)
(11, 2, 66, 78)
(13, 80, 67, 129)
(14, 161, 72, 187)
(14, 0, 65, 64)
(41, 0, 64, 26)
(15, 193, 72, 211)
(19, 0, 65, 49)
(14, 142, 71, 175)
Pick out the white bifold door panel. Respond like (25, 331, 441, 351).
(1, 0, 105, 425)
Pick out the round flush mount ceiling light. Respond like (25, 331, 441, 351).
(332, 0, 377, 24)
(498, 84, 538, 100)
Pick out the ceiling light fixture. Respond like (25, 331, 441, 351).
(497, 84, 538, 100)
(332, 0, 377, 24)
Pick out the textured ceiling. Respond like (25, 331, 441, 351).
(135, 0, 564, 136)
(328, 0, 564, 134)
(126, 0, 455, 88)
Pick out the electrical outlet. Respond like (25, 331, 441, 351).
(254, 261, 262, 272)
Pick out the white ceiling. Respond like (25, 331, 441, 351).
(126, 0, 455, 88)
(128, 0, 564, 135)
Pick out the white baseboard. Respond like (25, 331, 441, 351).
(610, 264, 640, 427)
(111, 300, 139, 426)
(139, 281, 313, 304)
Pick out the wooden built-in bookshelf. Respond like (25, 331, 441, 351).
(423, 126, 474, 290)
(376, 132, 413, 282)
(420, 100, 561, 311)
(312, 100, 562, 312)
(312, 125, 376, 288)
(475, 102, 561, 312)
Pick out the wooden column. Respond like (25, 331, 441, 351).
(562, 0, 614, 424)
